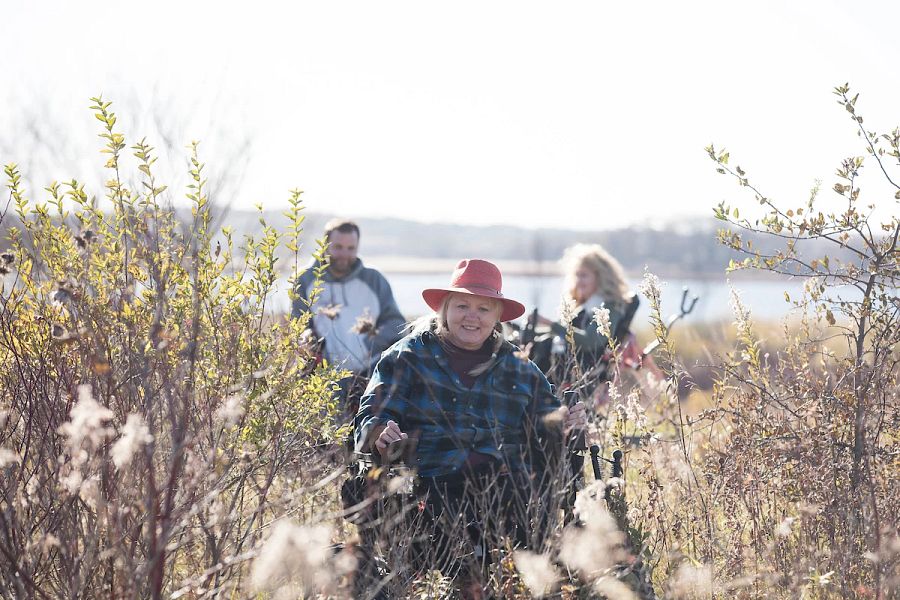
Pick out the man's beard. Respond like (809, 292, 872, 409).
(330, 258, 352, 275)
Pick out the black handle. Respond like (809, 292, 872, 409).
(611, 449, 623, 478)
(589, 445, 603, 480)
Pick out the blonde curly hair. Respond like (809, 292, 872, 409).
(562, 243, 631, 306)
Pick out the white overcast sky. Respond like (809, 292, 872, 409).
(2, 0, 899, 231)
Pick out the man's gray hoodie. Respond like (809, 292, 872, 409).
(291, 258, 405, 374)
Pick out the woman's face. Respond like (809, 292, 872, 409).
(573, 265, 599, 303)
(444, 293, 501, 350)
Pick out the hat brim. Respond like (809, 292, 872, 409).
(422, 287, 526, 322)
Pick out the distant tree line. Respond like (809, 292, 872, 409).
(255, 210, 854, 277)
(0, 205, 855, 278)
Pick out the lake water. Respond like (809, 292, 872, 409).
(269, 273, 819, 325)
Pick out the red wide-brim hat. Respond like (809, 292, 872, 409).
(422, 258, 526, 322)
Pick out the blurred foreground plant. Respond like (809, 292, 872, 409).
(0, 98, 346, 599)
(570, 84, 899, 600)
(693, 83, 898, 598)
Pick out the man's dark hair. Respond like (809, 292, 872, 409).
(323, 219, 360, 241)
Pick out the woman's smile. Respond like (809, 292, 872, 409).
(445, 293, 501, 350)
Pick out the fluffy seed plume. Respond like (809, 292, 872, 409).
(216, 394, 245, 428)
(775, 516, 795, 538)
(251, 521, 339, 598)
(513, 551, 559, 598)
(58, 385, 114, 455)
(78, 476, 100, 509)
(111, 413, 153, 469)
(668, 562, 715, 598)
(0, 447, 21, 468)
(560, 481, 627, 577)
(594, 576, 639, 600)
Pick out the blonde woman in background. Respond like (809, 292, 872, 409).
(536, 243, 660, 393)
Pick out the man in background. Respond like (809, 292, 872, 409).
(292, 219, 405, 408)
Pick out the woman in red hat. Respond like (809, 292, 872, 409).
(354, 258, 586, 594)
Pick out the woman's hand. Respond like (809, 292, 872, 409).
(620, 333, 665, 379)
(374, 420, 408, 455)
(563, 401, 588, 433)
(620, 333, 643, 368)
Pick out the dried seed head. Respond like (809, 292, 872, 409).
(74, 230, 97, 250)
(317, 304, 341, 320)
(53, 279, 77, 303)
(638, 270, 662, 300)
(350, 311, 376, 336)
(592, 306, 612, 339)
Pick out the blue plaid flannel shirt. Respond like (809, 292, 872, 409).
(354, 329, 561, 477)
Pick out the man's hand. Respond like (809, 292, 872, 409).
(374, 420, 408, 455)
(563, 401, 588, 434)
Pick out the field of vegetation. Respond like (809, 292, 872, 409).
(0, 87, 896, 599)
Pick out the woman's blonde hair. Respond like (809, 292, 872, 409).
(562, 243, 631, 305)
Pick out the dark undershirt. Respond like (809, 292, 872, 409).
(441, 337, 497, 469)
(442, 338, 493, 388)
